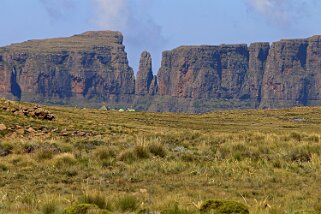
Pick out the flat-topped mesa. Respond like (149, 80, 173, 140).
(0, 31, 135, 104)
(6, 31, 124, 52)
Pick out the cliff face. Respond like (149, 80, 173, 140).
(240, 42, 270, 106)
(0, 31, 135, 104)
(157, 45, 249, 100)
(1, 31, 321, 112)
(260, 36, 321, 108)
(155, 35, 321, 111)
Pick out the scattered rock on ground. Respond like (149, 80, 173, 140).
(26, 127, 36, 133)
(0, 124, 7, 131)
(0, 100, 55, 121)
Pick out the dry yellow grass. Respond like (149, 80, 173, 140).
(1, 99, 321, 213)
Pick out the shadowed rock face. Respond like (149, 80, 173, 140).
(1, 31, 321, 112)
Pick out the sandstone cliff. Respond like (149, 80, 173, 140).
(0, 31, 135, 105)
(157, 45, 249, 99)
(260, 36, 321, 108)
(1, 31, 321, 112)
(154, 44, 255, 112)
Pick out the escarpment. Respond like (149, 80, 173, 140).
(0, 31, 135, 106)
(1, 31, 321, 112)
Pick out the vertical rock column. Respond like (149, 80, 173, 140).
(135, 51, 157, 95)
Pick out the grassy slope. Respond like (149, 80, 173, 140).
(1, 99, 321, 213)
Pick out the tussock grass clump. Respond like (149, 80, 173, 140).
(53, 153, 76, 167)
(161, 202, 196, 214)
(41, 200, 62, 214)
(148, 141, 167, 158)
(199, 199, 249, 214)
(118, 149, 137, 163)
(180, 152, 198, 162)
(0, 163, 8, 171)
(36, 149, 54, 160)
(118, 143, 151, 162)
(19, 191, 38, 211)
(134, 143, 150, 159)
(286, 145, 321, 162)
(290, 132, 305, 142)
(94, 147, 116, 160)
(115, 195, 139, 212)
(307, 135, 320, 143)
(79, 192, 111, 210)
(35, 143, 63, 161)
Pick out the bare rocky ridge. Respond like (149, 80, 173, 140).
(1, 31, 321, 112)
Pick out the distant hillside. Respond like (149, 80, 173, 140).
(1, 32, 321, 112)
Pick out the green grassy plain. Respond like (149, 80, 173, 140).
(1, 99, 321, 213)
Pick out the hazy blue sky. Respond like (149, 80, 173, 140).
(1, 0, 321, 72)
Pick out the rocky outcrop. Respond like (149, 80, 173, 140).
(0, 31, 135, 105)
(135, 51, 156, 96)
(0, 99, 55, 120)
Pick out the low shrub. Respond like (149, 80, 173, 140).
(199, 199, 249, 214)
